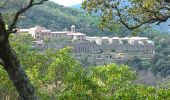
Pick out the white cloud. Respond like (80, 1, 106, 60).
(50, 0, 82, 6)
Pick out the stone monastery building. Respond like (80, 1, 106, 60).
(19, 25, 86, 41)
(18, 25, 155, 65)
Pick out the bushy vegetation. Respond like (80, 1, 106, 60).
(149, 32, 170, 77)
(0, 33, 169, 99)
(124, 29, 170, 79)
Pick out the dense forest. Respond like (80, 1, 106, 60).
(17, 1, 118, 36)
(17, 1, 170, 37)
(1, 0, 170, 99)
(0, 33, 170, 99)
(119, 29, 170, 85)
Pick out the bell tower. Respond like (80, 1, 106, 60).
(71, 25, 75, 33)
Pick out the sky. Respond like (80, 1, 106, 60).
(50, 0, 82, 6)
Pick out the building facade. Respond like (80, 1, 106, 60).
(18, 25, 155, 66)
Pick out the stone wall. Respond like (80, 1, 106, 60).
(33, 41, 154, 54)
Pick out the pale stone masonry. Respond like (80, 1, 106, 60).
(18, 25, 155, 65)
(33, 41, 154, 54)
(29, 26, 52, 40)
(33, 37, 154, 65)
(18, 25, 86, 41)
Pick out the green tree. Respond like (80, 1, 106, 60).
(1, 33, 170, 99)
(112, 84, 170, 99)
(80, 56, 91, 67)
(0, 0, 47, 99)
(1, 33, 80, 99)
(59, 64, 137, 99)
(150, 36, 170, 77)
(125, 56, 143, 70)
(82, 0, 170, 31)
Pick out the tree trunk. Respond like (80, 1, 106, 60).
(0, 0, 48, 99)
(0, 37, 37, 99)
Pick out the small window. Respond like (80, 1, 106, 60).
(37, 36, 39, 39)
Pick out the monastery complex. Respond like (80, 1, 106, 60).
(18, 25, 155, 65)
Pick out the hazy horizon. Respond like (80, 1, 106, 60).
(50, 0, 82, 6)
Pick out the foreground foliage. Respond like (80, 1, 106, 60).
(83, 0, 170, 31)
(0, 34, 170, 99)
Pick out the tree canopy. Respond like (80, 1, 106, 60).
(0, 0, 48, 99)
(16, 1, 117, 36)
(82, 0, 170, 30)
(0, 33, 170, 99)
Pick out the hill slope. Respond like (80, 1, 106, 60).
(17, 1, 115, 36)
